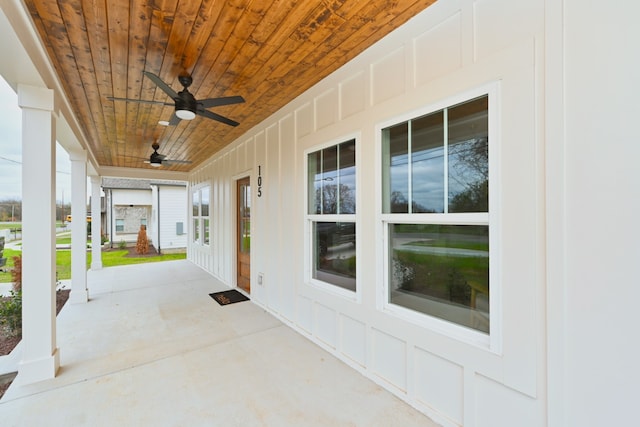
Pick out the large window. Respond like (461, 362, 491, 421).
(192, 186, 210, 246)
(382, 93, 492, 335)
(307, 139, 356, 292)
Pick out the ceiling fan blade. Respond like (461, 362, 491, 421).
(143, 71, 179, 100)
(198, 96, 245, 109)
(107, 96, 172, 106)
(196, 109, 240, 127)
(168, 113, 181, 126)
(163, 159, 193, 165)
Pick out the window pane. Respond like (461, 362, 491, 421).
(193, 218, 200, 243)
(388, 223, 489, 333)
(201, 187, 210, 217)
(412, 112, 444, 213)
(313, 221, 356, 291)
(308, 151, 322, 214)
(448, 96, 489, 213)
(239, 185, 250, 253)
(321, 146, 338, 214)
(115, 219, 124, 232)
(338, 140, 356, 214)
(192, 192, 199, 217)
(383, 123, 409, 213)
(204, 219, 210, 245)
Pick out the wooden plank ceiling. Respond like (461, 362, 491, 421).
(24, 0, 437, 171)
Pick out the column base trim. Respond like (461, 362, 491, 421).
(17, 347, 59, 385)
(69, 288, 89, 304)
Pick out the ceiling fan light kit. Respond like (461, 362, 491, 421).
(175, 109, 196, 120)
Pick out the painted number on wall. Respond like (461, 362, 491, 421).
(257, 165, 263, 197)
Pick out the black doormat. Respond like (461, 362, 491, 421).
(209, 289, 250, 306)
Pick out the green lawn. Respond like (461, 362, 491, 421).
(1, 248, 186, 283)
(0, 223, 21, 231)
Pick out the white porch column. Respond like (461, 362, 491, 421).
(69, 150, 89, 303)
(18, 84, 59, 383)
(90, 175, 103, 270)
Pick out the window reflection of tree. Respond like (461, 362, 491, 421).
(448, 137, 488, 213)
(315, 184, 355, 214)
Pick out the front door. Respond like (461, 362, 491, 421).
(236, 177, 251, 293)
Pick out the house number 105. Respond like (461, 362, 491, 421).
(257, 165, 263, 197)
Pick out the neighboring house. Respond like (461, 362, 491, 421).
(102, 178, 187, 253)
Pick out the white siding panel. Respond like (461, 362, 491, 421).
(473, 0, 543, 62)
(372, 328, 407, 392)
(315, 88, 337, 130)
(414, 347, 464, 425)
(279, 114, 296, 321)
(297, 295, 313, 334)
(339, 71, 366, 120)
(314, 302, 337, 349)
(295, 102, 313, 139)
(252, 132, 267, 305)
(265, 124, 281, 313)
(157, 186, 187, 251)
(413, 11, 462, 88)
(370, 47, 406, 105)
(475, 374, 542, 427)
(340, 314, 366, 367)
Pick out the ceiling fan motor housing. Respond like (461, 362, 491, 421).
(149, 151, 163, 166)
(176, 90, 198, 115)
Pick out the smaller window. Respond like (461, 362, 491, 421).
(140, 218, 147, 227)
(202, 187, 210, 245)
(115, 219, 124, 232)
(306, 139, 357, 293)
(192, 190, 201, 243)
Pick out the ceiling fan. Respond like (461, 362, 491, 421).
(145, 142, 192, 168)
(108, 71, 245, 126)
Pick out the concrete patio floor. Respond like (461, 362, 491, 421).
(0, 260, 439, 426)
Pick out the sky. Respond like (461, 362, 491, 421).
(0, 76, 72, 202)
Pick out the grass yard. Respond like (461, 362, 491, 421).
(1, 248, 186, 283)
(0, 248, 21, 283)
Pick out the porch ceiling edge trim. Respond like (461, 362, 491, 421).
(1, 0, 98, 173)
(98, 166, 188, 181)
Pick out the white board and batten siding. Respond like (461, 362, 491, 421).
(188, 1, 640, 426)
(151, 184, 188, 252)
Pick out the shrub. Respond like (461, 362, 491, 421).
(0, 290, 22, 336)
(0, 255, 23, 336)
(118, 240, 127, 249)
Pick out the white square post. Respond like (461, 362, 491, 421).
(69, 150, 88, 303)
(17, 84, 59, 384)
(90, 175, 103, 270)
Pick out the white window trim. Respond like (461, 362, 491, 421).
(375, 82, 502, 353)
(303, 133, 361, 302)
